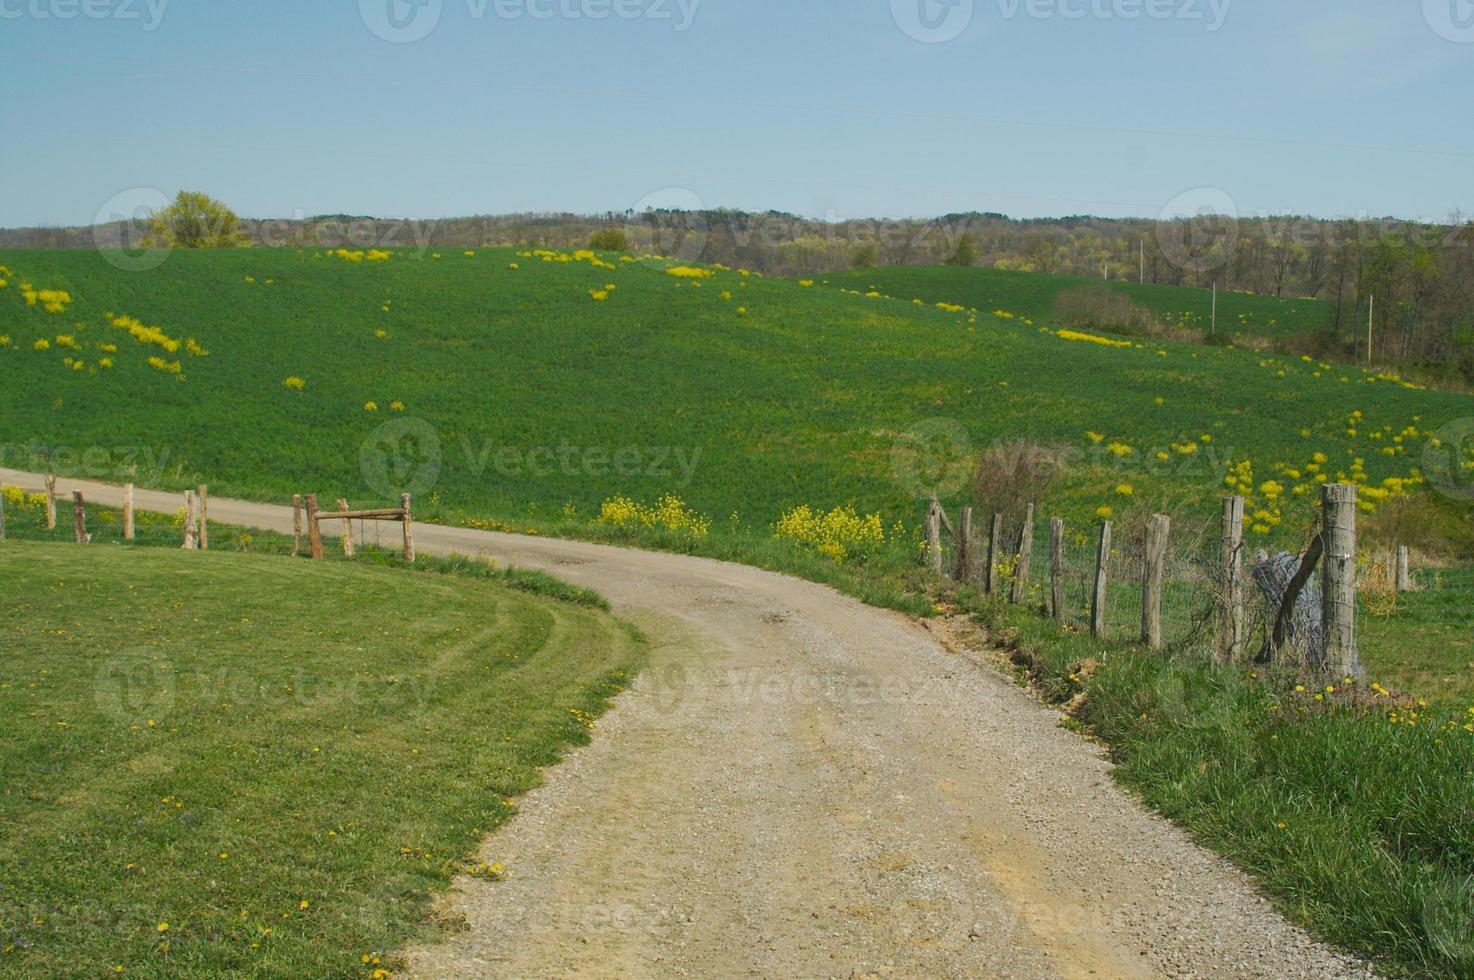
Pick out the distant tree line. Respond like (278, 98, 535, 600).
(5, 203, 1470, 380)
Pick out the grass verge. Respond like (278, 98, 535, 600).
(0, 541, 643, 977)
(953, 586, 1474, 978)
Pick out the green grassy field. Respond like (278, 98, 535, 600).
(0, 247, 1461, 545)
(821, 264, 1335, 339)
(0, 541, 642, 977)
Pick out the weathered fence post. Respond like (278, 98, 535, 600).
(1010, 503, 1035, 604)
(1049, 516, 1064, 620)
(336, 498, 356, 558)
(1321, 485, 1358, 676)
(292, 495, 303, 557)
(1218, 496, 1245, 662)
(306, 494, 323, 560)
(986, 513, 1002, 596)
(400, 493, 415, 563)
(925, 497, 943, 576)
(72, 490, 88, 544)
(45, 475, 57, 530)
(957, 506, 973, 582)
(1091, 520, 1112, 638)
(181, 490, 199, 550)
(123, 483, 135, 541)
(197, 485, 209, 550)
(1141, 514, 1170, 649)
(1395, 546, 1410, 593)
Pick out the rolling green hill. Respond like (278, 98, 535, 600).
(821, 264, 1336, 340)
(0, 247, 1456, 538)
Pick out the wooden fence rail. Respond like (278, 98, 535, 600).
(305, 493, 415, 563)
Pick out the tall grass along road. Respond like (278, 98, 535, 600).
(0, 469, 1371, 977)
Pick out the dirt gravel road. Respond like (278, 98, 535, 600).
(2, 469, 1372, 979)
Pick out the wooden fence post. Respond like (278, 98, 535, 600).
(925, 497, 943, 576)
(45, 475, 57, 530)
(400, 494, 415, 562)
(197, 485, 209, 550)
(1049, 517, 1064, 620)
(123, 483, 135, 541)
(72, 490, 88, 544)
(1321, 485, 1358, 676)
(986, 513, 1002, 596)
(181, 490, 199, 550)
(1395, 546, 1410, 592)
(1141, 514, 1170, 649)
(1218, 496, 1245, 662)
(306, 494, 323, 560)
(1010, 503, 1035, 604)
(1091, 520, 1112, 638)
(957, 506, 973, 581)
(292, 495, 303, 557)
(336, 499, 356, 558)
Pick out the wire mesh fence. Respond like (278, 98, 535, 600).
(937, 501, 1294, 659)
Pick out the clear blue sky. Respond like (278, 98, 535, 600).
(2, 0, 1470, 227)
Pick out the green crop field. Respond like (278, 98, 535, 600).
(821, 264, 1335, 339)
(0, 540, 641, 977)
(0, 247, 1459, 534)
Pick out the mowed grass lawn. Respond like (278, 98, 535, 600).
(0, 542, 643, 978)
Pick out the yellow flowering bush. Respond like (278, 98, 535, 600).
(21, 285, 72, 314)
(109, 313, 181, 354)
(1057, 329, 1132, 349)
(772, 504, 885, 564)
(598, 494, 710, 538)
(283, 376, 306, 391)
(666, 266, 714, 280)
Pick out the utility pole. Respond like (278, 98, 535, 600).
(1103, 258, 1108, 281)
(1139, 239, 1145, 284)
(1211, 280, 1218, 336)
(1367, 294, 1374, 367)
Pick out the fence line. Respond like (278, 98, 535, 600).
(926, 485, 1396, 671)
